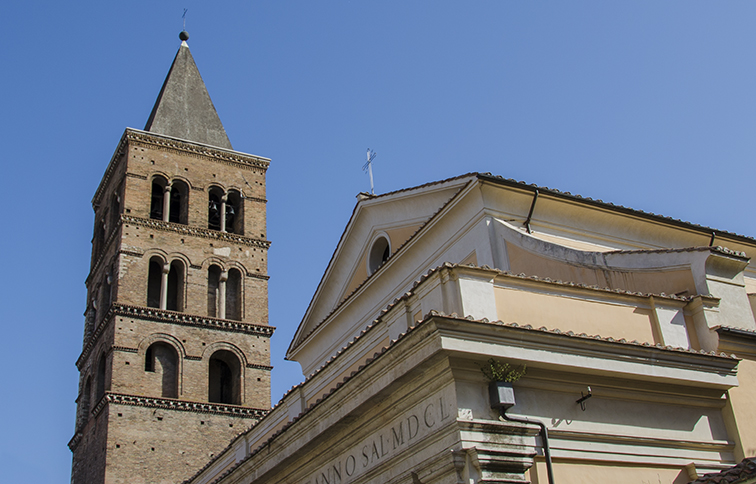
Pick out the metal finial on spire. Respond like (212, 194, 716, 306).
(362, 149, 377, 195)
(179, 9, 189, 41)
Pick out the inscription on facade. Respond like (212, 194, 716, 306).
(305, 395, 452, 484)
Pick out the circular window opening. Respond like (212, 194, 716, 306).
(368, 236, 391, 275)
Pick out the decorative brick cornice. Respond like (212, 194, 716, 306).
(92, 133, 128, 207)
(87, 223, 122, 285)
(122, 215, 271, 249)
(246, 363, 273, 371)
(68, 431, 83, 451)
(98, 392, 269, 418)
(113, 346, 138, 353)
(125, 129, 270, 171)
(77, 304, 274, 369)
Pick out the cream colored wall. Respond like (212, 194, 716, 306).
(305, 337, 390, 407)
(724, 358, 756, 460)
(528, 460, 693, 484)
(494, 286, 658, 344)
(385, 225, 421, 251)
(530, 231, 615, 252)
(341, 223, 423, 301)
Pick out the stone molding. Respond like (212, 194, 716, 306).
(126, 129, 270, 171)
(77, 303, 275, 369)
(92, 135, 127, 207)
(87, 223, 122, 284)
(83, 392, 267, 427)
(88, 213, 271, 283)
(92, 128, 270, 208)
(104, 392, 268, 417)
(112, 345, 138, 354)
(122, 215, 271, 249)
(68, 431, 83, 451)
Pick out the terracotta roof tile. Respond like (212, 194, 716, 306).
(690, 458, 756, 484)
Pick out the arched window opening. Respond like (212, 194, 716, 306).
(147, 258, 162, 308)
(226, 269, 242, 321)
(104, 272, 113, 310)
(145, 342, 179, 398)
(110, 193, 120, 232)
(207, 265, 221, 318)
(95, 354, 107, 402)
(226, 191, 243, 235)
(368, 236, 391, 275)
(166, 260, 184, 312)
(93, 217, 106, 256)
(169, 180, 189, 225)
(150, 177, 167, 220)
(208, 350, 241, 405)
(208, 187, 223, 231)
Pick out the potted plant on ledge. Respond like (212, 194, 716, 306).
(479, 358, 526, 410)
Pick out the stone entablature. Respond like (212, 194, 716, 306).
(188, 313, 739, 484)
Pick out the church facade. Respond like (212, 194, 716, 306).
(72, 35, 756, 484)
(186, 174, 756, 484)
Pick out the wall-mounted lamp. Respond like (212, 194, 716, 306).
(576, 386, 592, 411)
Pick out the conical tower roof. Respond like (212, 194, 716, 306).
(144, 33, 233, 149)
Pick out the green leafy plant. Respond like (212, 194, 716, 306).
(478, 358, 526, 383)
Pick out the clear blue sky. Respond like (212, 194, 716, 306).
(0, 2, 754, 482)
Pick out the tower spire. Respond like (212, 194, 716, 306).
(144, 31, 233, 149)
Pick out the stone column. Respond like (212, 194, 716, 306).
(220, 194, 227, 233)
(160, 263, 170, 310)
(163, 183, 172, 222)
(218, 271, 228, 319)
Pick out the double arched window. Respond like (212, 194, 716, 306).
(147, 257, 185, 311)
(145, 342, 179, 398)
(150, 176, 189, 225)
(207, 265, 242, 320)
(208, 350, 241, 405)
(208, 187, 243, 234)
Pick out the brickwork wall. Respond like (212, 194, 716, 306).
(71, 406, 110, 484)
(104, 404, 259, 484)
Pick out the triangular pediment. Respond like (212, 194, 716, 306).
(287, 175, 477, 358)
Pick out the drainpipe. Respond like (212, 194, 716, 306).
(499, 408, 555, 484)
(524, 189, 539, 234)
(489, 381, 554, 484)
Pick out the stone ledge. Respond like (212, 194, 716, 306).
(105, 392, 268, 417)
(77, 304, 275, 369)
(122, 215, 271, 249)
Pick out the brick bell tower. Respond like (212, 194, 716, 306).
(70, 31, 273, 484)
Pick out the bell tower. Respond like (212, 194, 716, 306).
(69, 32, 273, 484)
